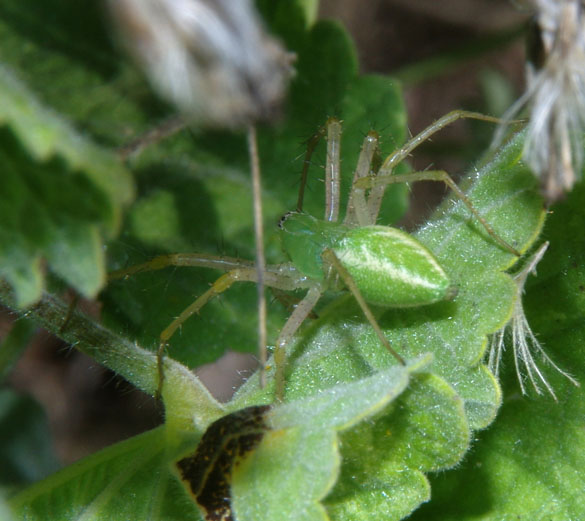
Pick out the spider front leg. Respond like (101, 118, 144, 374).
(109, 253, 257, 281)
(354, 169, 521, 256)
(322, 249, 405, 366)
(380, 110, 515, 174)
(273, 286, 322, 402)
(110, 254, 304, 398)
(344, 130, 382, 227)
(155, 266, 262, 398)
(346, 110, 522, 254)
(295, 117, 344, 222)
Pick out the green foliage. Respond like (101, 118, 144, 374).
(410, 181, 585, 521)
(0, 66, 133, 306)
(101, 15, 409, 368)
(9, 364, 423, 521)
(0, 1, 582, 521)
(0, 390, 59, 488)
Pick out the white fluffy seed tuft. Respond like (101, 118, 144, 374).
(495, 0, 585, 202)
(108, 0, 294, 127)
(488, 241, 579, 399)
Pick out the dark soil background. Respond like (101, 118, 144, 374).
(2, 0, 529, 466)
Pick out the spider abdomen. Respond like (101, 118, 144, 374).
(333, 226, 453, 307)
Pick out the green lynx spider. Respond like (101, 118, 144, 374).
(110, 110, 520, 402)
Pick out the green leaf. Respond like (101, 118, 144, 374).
(267, 359, 424, 429)
(0, 0, 164, 145)
(0, 65, 134, 306)
(0, 318, 36, 379)
(0, 390, 60, 488)
(409, 178, 585, 521)
(224, 132, 543, 520)
(401, 133, 543, 428)
(9, 364, 417, 521)
(9, 427, 203, 521)
(234, 427, 336, 521)
(230, 364, 422, 521)
(325, 373, 469, 521)
(100, 22, 409, 370)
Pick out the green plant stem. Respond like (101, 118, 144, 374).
(0, 279, 222, 432)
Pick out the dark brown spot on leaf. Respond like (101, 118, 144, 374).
(177, 405, 271, 521)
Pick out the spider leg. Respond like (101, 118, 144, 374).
(322, 249, 406, 366)
(110, 252, 306, 399)
(294, 117, 344, 222)
(297, 125, 327, 212)
(156, 267, 259, 397)
(351, 110, 520, 227)
(109, 253, 256, 281)
(273, 286, 322, 402)
(344, 130, 380, 227)
(356, 169, 521, 256)
(381, 110, 512, 173)
(324, 118, 342, 222)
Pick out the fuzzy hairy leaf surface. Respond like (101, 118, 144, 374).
(10, 364, 420, 521)
(227, 133, 544, 520)
(0, 1, 558, 521)
(409, 179, 585, 521)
